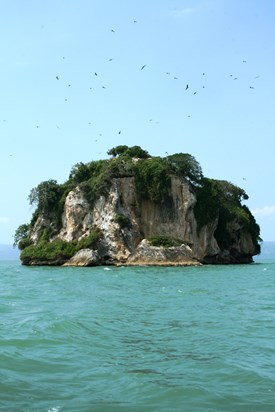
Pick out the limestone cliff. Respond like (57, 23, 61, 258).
(26, 175, 259, 266)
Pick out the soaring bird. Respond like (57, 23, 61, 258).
(94, 72, 98, 76)
(118, 130, 121, 134)
(141, 65, 146, 70)
(185, 84, 189, 90)
(56, 76, 59, 80)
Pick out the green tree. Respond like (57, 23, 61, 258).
(108, 145, 150, 159)
(107, 145, 129, 157)
(124, 145, 150, 159)
(68, 162, 92, 183)
(28, 180, 62, 214)
(135, 157, 171, 202)
(167, 153, 203, 184)
(13, 223, 32, 250)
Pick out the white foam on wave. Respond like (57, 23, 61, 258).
(47, 407, 60, 412)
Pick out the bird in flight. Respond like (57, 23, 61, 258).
(94, 72, 98, 76)
(56, 76, 59, 80)
(111, 29, 115, 32)
(185, 84, 189, 90)
(249, 86, 254, 89)
(141, 65, 146, 70)
(118, 130, 121, 134)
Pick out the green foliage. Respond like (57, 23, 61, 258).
(28, 179, 62, 214)
(194, 178, 261, 251)
(68, 162, 92, 183)
(167, 153, 203, 184)
(108, 145, 150, 159)
(114, 213, 131, 229)
(194, 178, 249, 230)
(18, 237, 33, 251)
(194, 178, 220, 229)
(77, 228, 103, 249)
(239, 205, 261, 252)
(13, 224, 33, 250)
(147, 236, 184, 247)
(134, 157, 171, 202)
(20, 228, 103, 265)
(20, 240, 76, 265)
(107, 145, 129, 157)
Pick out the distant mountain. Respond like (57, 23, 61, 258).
(0, 244, 20, 260)
(255, 241, 275, 260)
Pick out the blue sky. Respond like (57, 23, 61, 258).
(1, 0, 275, 244)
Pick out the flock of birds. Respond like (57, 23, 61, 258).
(4, 18, 261, 156)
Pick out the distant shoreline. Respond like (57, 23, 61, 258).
(0, 245, 20, 260)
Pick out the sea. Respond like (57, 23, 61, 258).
(1, 257, 275, 412)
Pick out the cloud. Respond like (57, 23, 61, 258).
(170, 7, 196, 18)
(252, 205, 275, 217)
(0, 216, 10, 223)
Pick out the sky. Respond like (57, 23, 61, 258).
(1, 0, 275, 244)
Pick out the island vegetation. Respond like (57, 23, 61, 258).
(14, 145, 261, 263)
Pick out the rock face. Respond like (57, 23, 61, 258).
(29, 176, 258, 266)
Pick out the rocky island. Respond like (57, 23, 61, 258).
(14, 145, 261, 266)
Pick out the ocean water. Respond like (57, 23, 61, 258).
(1, 260, 275, 412)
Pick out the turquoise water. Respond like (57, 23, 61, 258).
(1, 260, 275, 411)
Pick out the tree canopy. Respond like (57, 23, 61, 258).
(107, 145, 150, 159)
(28, 179, 62, 214)
(167, 153, 203, 184)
